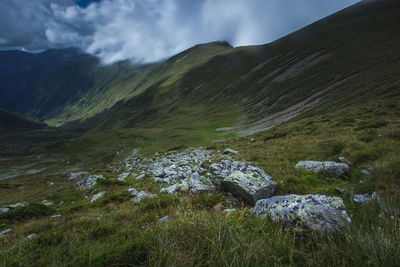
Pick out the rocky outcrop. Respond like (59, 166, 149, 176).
(117, 172, 130, 181)
(295, 161, 350, 176)
(76, 175, 104, 189)
(252, 194, 351, 232)
(209, 160, 277, 204)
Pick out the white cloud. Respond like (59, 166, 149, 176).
(0, 0, 360, 64)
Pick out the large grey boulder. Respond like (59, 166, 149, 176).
(295, 161, 350, 176)
(252, 194, 351, 232)
(0, 208, 10, 214)
(210, 160, 277, 204)
(222, 171, 277, 204)
(76, 175, 104, 189)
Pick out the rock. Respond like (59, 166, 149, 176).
(222, 170, 277, 205)
(41, 200, 55, 207)
(136, 174, 145, 180)
(7, 202, 29, 209)
(0, 229, 12, 238)
(335, 187, 348, 195)
(0, 208, 10, 214)
(250, 138, 255, 143)
(59, 201, 64, 205)
(51, 214, 62, 219)
(90, 192, 105, 203)
(68, 172, 89, 181)
(361, 169, 371, 179)
(210, 160, 277, 204)
(224, 148, 239, 155)
(76, 175, 104, 189)
(128, 188, 156, 202)
(295, 161, 350, 176)
(223, 208, 236, 213)
(353, 192, 378, 205)
(27, 233, 38, 239)
(118, 172, 130, 181)
(213, 203, 225, 213)
(252, 194, 351, 232)
(160, 184, 182, 194)
(159, 215, 169, 222)
(48, 182, 54, 186)
(338, 156, 352, 165)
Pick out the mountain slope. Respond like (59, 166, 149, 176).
(61, 0, 400, 135)
(0, 109, 46, 129)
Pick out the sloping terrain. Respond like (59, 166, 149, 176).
(0, 1, 400, 266)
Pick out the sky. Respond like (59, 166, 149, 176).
(0, 0, 360, 64)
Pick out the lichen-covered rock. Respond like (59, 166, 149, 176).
(252, 194, 351, 232)
(128, 188, 156, 202)
(68, 172, 89, 181)
(7, 202, 29, 209)
(41, 200, 55, 207)
(295, 161, 350, 176)
(222, 170, 277, 204)
(160, 172, 215, 195)
(353, 192, 378, 205)
(90, 192, 105, 203)
(209, 160, 277, 204)
(361, 169, 371, 179)
(76, 175, 104, 189)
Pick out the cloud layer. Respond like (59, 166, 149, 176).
(0, 0, 360, 64)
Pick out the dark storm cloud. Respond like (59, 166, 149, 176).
(0, 0, 360, 63)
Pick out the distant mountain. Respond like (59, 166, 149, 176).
(0, 0, 399, 135)
(0, 109, 46, 129)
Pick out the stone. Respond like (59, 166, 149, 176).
(0, 229, 12, 238)
(250, 138, 256, 143)
(338, 157, 352, 165)
(223, 208, 236, 213)
(129, 188, 156, 202)
(90, 192, 105, 203)
(136, 174, 145, 180)
(252, 194, 351, 232)
(117, 172, 131, 181)
(361, 169, 371, 179)
(295, 161, 350, 176)
(7, 202, 29, 209)
(224, 148, 239, 155)
(159, 215, 169, 222)
(27, 233, 38, 239)
(222, 170, 277, 205)
(41, 200, 55, 207)
(353, 192, 378, 205)
(48, 182, 54, 186)
(68, 172, 89, 181)
(335, 187, 348, 195)
(51, 214, 62, 219)
(76, 175, 104, 189)
(0, 208, 10, 214)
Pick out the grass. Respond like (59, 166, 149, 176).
(0, 1, 400, 265)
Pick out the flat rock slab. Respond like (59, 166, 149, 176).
(90, 192, 105, 203)
(295, 161, 350, 176)
(222, 170, 277, 205)
(210, 160, 277, 204)
(252, 194, 351, 232)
